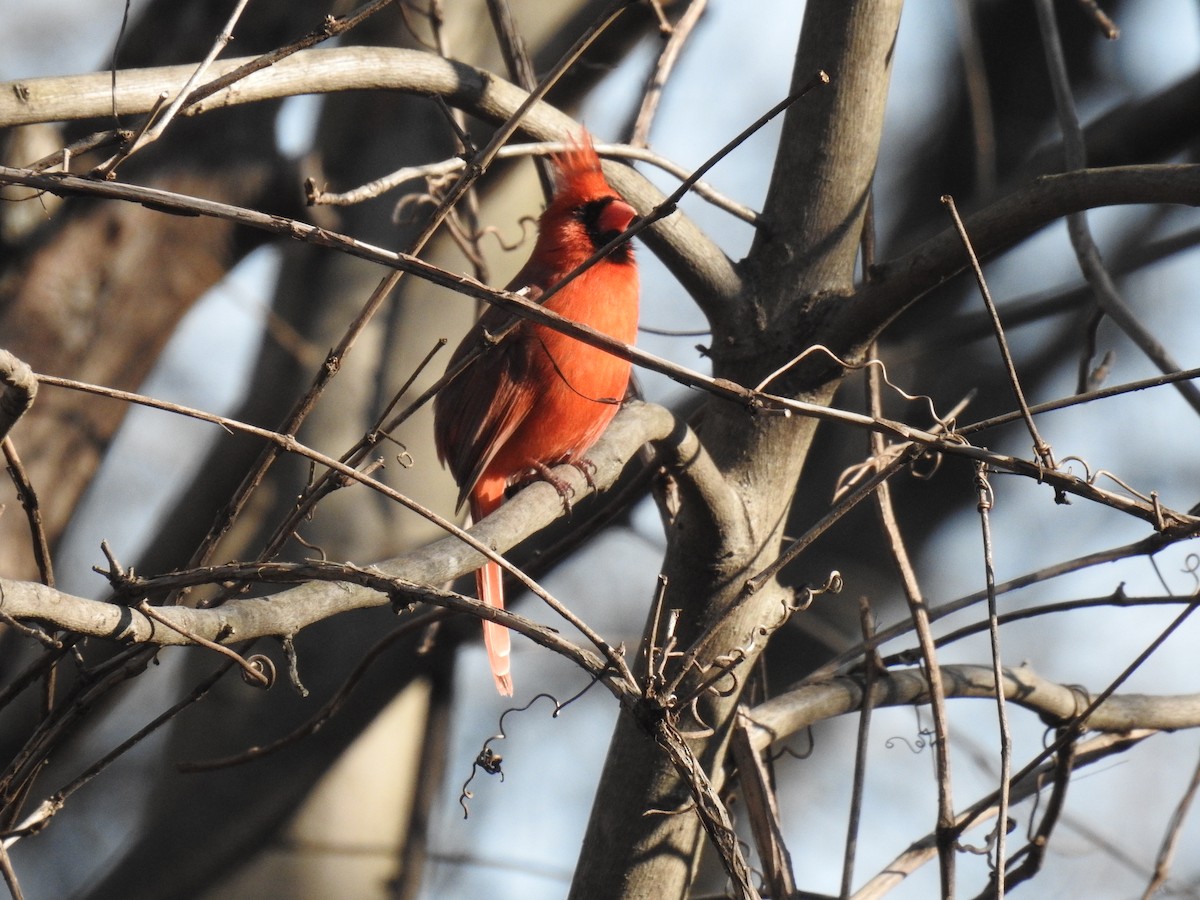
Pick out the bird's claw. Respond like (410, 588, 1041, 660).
(569, 458, 598, 492)
(530, 460, 576, 514)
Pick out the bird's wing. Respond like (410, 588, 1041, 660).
(435, 321, 538, 511)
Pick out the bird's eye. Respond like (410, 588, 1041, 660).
(574, 197, 614, 224)
(576, 196, 636, 258)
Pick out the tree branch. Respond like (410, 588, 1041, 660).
(0, 351, 37, 443)
(0, 402, 687, 649)
(0, 46, 740, 312)
(3, 161, 1196, 536)
(741, 664, 1200, 753)
(844, 164, 1200, 350)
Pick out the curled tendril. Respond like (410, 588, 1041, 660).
(675, 696, 717, 740)
(241, 655, 276, 689)
(1061, 456, 1162, 518)
(1181, 553, 1200, 595)
(1058, 455, 1092, 482)
(458, 682, 600, 818)
(756, 346, 958, 433)
(910, 446, 945, 480)
(760, 570, 843, 639)
(391, 191, 438, 225)
(885, 734, 928, 754)
(770, 726, 815, 761)
(480, 218, 538, 253)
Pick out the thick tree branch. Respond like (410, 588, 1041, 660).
(0, 46, 740, 312)
(0, 402, 688, 648)
(572, 5, 906, 897)
(844, 164, 1200, 350)
(0, 166, 1195, 542)
(3, 168, 1198, 538)
(0, 351, 37, 443)
(741, 664, 1200, 753)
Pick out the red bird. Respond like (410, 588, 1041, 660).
(433, 134, 639, 696)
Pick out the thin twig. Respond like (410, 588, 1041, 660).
(60, 0, 399, 174)
(1000, 735, 1075, 893)
(6, 159, 1197, 497)
(179, 1, 636, 606)
(747, 388, 973, 594)
(5, 163, 1197, 534)
(843, 334, 882, 900)
(731, 707, 796, 899)
(178, 610, 448, 772)
(746, 449, 918, 595)
(48, 658, 237, 814)
(419, 0, 633, 234)
(942, 194, 1055, 471)
(973, 464, 1011, 896)
(629, 0, 707, 148)
(952, 598, 1200, 843)
(136, 601, 270, 687)
(179, 271, 399, 584)
(851, 731, 1148, 900)
(841, 595, 880, 899)
(958, 365, 1200, 436)
(95, 0, 252, 176)
(811, 530, 1183, 684)
(31, 373, 636, 686)
(868, 362, 956, 898)
(485, 0, 555, 198)
(134, 560, 632, 692)
(1142, 746, 1200, 898)
(254, 337, 449, 562)
(2, 439, 54, 589)
(892, 591, 1195, 661)
(308, 140, 762, 226)
(1034, 0, 1200, 416)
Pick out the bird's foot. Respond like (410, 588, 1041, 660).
(568, 457, 598, 492)
(529, 460, 576, 514)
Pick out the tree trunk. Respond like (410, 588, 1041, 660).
(571, 2, 904, 895)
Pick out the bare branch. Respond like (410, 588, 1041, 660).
(95, 0, 252, 176)
(0, 351, 37, 444)
(1142, 747, 1200, 899)
(0, 45, 740, 309)
(973, 466, 1012, 893)
(2, 163, 1197, 538)
(731, 708, 796, 899)
(1034, 0, 1200, 415)
(0, 402, 684, 652)
(944, 194, 1056, 471)
(628, 0, 708, 148)
(307, 140, 761, 226)
(868, 360, 957, 896)
(847, 165, 1200, 346)
(852, 731, 1151, 900)
(742, 665, 1200, 754)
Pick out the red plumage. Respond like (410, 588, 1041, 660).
(433, 134, 639, 695)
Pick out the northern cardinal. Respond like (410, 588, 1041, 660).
(433, 134, 639, 696)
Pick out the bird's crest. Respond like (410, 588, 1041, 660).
(549, 131, 613, 204)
